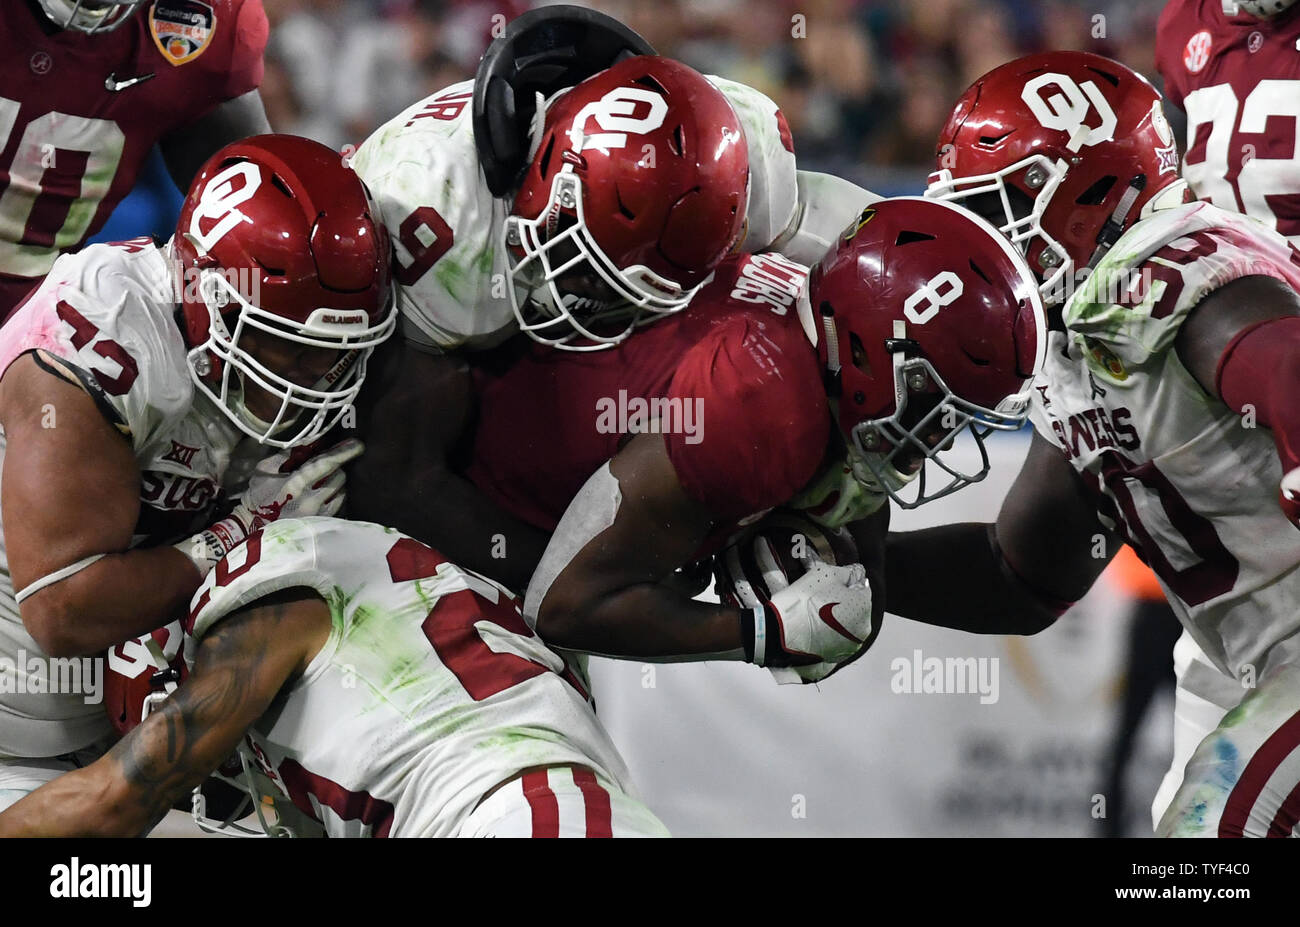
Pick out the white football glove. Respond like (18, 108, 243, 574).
(176, 439, 364, 575)
(745, 560, 874, 684)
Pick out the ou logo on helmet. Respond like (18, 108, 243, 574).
(1022, 73, 1118, 151)
(189, 161, 263, 253)
(567, 86, 669, 154)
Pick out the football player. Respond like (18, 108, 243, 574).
(1156, 0, 1300, 248)
(345, 6, 878, 579)
(459, 197, 1043, 683)
(0, 0, 271, 317)
(0, 134, 395, 810)
(0, 517, 669, 838)
(906, 51, 1300, 836)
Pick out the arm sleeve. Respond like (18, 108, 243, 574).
(1153, 1, 1189, 110)
(222, 0, 269, 100)
(1216, 315, 1300, 473)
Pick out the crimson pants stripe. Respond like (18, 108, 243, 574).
(572, 768, 613, 838)
(1219, 709, 1300, 837)
(521, 770, 560, 838)
(1267, 777, 1300, 838)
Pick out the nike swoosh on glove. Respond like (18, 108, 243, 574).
(746, 561, 874, 684)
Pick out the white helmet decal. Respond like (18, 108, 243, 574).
(1022, 73, 1118, 150)
(567, 86, 668, 154)
(189, 162, 262, 254)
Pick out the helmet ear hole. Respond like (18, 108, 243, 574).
(849, 332, 869, 376)
(968, 258, 994, 285)
(1075, 175, 1118, 206)
(269, 173, 294, 198)
(537, 134, 556, 180)
(894, 230, 936, 247)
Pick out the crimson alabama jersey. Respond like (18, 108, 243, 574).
(1028, 201, 1300, 682)
(465, 252, 828, 541)
(0, 238, 252, 757)
(184, 517, 650, 837)
(1156, 0, 1300, 244)
(0, 0, 267, 316)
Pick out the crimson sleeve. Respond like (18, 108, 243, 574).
(1216, 315, 1300, 473)
(1153, 0, 1189, 110)
(664, 320, 829, 522)
(222, 0, 268, 99)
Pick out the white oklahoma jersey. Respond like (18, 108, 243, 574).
(0, 239, 247, 759)
(1030, 201, 1300, 680)
(1029, 201, 1300, 836)
(184, 517, 668, 837)
(350, 76, 797, 351)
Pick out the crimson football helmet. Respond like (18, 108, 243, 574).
(37, 0, 146, 33)
(926, 51, 1189, 304)
(504, 55, 749, 350)
(174, 135, 396, 448)
(808, 197, 1046, 508)
(1224, 0, 1297, 15)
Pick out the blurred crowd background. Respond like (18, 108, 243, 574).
(261, 0, 1174, 187)
(100, 0, 1176, 241)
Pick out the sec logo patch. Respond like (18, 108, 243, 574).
(1184, 30, 1212, 74)
(150, 0, 216, 66)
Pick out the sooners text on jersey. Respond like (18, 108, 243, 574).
(1030, 201, 1300, 681)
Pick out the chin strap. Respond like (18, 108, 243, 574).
(523, 90, 552, 169)
(1087, 175, 1147, 271)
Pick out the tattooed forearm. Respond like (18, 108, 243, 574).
(0, 593, 317, 837)
(100, 603, 288, 834)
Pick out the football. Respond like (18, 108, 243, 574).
(714, 509, 861, 609)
